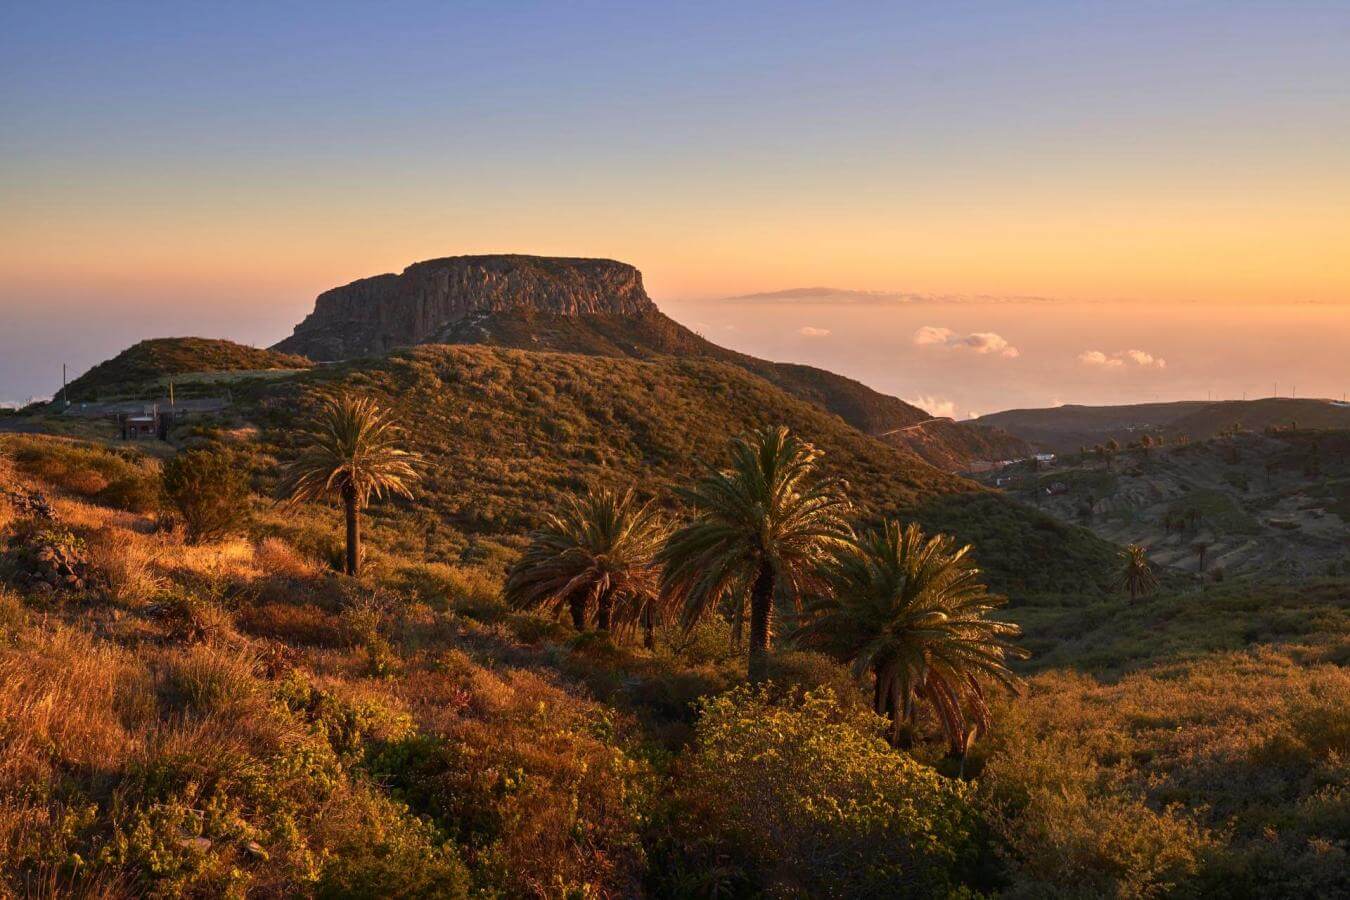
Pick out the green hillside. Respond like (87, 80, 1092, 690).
(1167, 397, 1350, 439)
(63, 337, 312, 402)
(242, 345, 1116, 595)
(436, 307, 936, 435)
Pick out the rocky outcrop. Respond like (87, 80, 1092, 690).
(274, 255, 656, 360)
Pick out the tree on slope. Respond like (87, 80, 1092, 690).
(791, 521, 1025, 762)
(280, 393, 421, 576)
(505, 486, 668, 641)
(661, 426, 852, 680)
(1118, 544, 1159, 603)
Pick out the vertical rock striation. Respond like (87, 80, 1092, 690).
(273, 254, 655, 360)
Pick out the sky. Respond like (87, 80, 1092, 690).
(2, 2, 1347, 409)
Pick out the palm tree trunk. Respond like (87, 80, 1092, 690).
(596, 589, 613, 632)
(342, 484, 360, 576)
(642, 605, 655, 650)
(747, 561, 775, 681)
(569, 595, 587, 631)
(891, 689, 914, 749)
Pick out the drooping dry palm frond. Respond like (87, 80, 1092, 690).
(792, 520, 1026, 757)
(279, 393, 421, 575)
(1118, 544, 1159, 602)
(505, 486, 669, 639)
(661, 426, 852, 678)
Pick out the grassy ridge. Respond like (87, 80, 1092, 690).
(437, 307, 937, 435)
(239, 344, 1116, 596)
(64, 337, 311, 402)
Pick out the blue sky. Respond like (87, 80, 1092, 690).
(2, 2, 1347, 405)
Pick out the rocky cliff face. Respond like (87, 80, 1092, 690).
(274, 255, 655, 360)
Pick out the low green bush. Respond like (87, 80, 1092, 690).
(653, 685, 982, 897)
(162, 447, 251, 543)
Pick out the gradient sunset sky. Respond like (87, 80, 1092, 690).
(2, 2, 1347, 409)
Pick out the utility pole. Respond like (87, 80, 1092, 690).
(61, 363, 68, 408)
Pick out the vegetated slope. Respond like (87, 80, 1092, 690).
(246, 344, 1116, 595)
(981, 430, 1350, 580)
(876, 418, 1033, 472)
(985, 575, 1350, 896)
(974, 401, 1212, 453)
(1166, 397, 1350, 441)
(3, 416, 1344, 897)
(64, 337, 311, 402)
(433, 307, 936, 436)
(270, 254, 1013, 468)
(977, 398, 1350, 454)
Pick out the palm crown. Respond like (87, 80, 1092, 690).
(505, 486, 668, 640)
(660, 426, 852, 679)
(280, 392, 420, 575)
(792, 521, 1025, 757)
(1118, 544, 1159, 602)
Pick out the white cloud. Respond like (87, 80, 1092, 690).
(798, 325, 832, 337)
(913, 326, 1019, 358)
(914, 325, 956, 346)
(1078, 350, 1124, 369)
(1125, 349, 1166, 369)
(902, 395, 958, 419)
(1079, 348, 1166, 370)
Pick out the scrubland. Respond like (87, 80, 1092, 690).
(0, 431, 1345, 898)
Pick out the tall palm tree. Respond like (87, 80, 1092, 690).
(792, 521, 1025, 761)
(280, 393, 421, 576)
(505, 486, 668, 639)
(1192, 540, 1212, 574)
(661, 426, 852, 680)
(1118, 544, 1159, 603)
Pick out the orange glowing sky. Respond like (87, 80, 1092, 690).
(2, 3, 1347, 405)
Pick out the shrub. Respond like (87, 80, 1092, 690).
(655, 686, 981, 897)
(979, 730, 1216, 898)
(162, 447, 250, 544)
(4, 437, 160, 512)
(314, 786, 469, 899)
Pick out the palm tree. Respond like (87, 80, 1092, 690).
(792, 521, 1025, 762)
(661, 426, 852, 680)
(1118, 544, 1158, 603)
(280, 393, 421, 576)
(505, 486, 668, 640)
(1192, 540, 1212, 574)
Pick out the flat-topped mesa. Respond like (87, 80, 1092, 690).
(274, 254, 656, 360)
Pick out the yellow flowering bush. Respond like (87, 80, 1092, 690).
(659, 685, 981, 897)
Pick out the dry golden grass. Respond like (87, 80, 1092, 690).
(0, 627, 149, 790)
(253, 536, 320, 578)
(86, 526, 166, 608)
(238, 602, 345, 647)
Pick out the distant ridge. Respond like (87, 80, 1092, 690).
(977, 398, 1350, 452)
